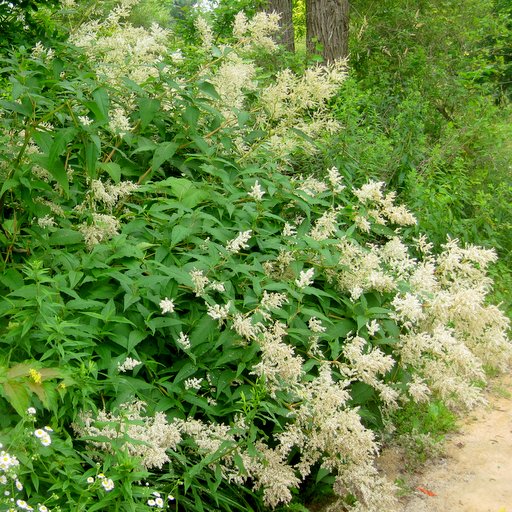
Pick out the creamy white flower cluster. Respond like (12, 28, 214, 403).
(89, 179, 138, 211)
(232, 11, 281, 53)
(253, 62, 348, 160)
(70, 1, 169, 86)
(73, 401, 182, 470)
(117, 357, 141, 372)
(353, 181, 417, 231)
(78, 213, 120, 249)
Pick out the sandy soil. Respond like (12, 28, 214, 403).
(378, 372, 512, 512)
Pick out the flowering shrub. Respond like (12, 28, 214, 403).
(0, 2, 510, 511)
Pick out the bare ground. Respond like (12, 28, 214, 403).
(377, 372, 512, 512)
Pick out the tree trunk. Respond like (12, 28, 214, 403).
(264, 0, 295, 52)
(306, 0, 349, 62)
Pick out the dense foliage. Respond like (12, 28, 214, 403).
(0, 1, 510, 511)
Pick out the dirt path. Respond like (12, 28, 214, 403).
(379, 372, 512, 512)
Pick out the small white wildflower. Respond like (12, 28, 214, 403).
(327, 166, 345, 193)
(414, 234, 433, 255)
(37, 215, 55, 229)
(297, 177, 328, 196)
(384, 204, 417, 226)
(348, 286, 364, 302)
(184, 377, 203, 390)
(176, 332, 191, 350)
(39, 434, 51, 447)
(78, 115, 93, 126)
(0, 451, 19, 471)
(159, 297, 175, 314)
(295, 268, 315, 289)
(32, 41, 44, 57)
(190, 269, 209, 296)
(226, 230, 252, 254)
(154, 497, 164, 508)
(282, 222, 297, 237)
(353, 180, 385, 203)
(248, 180, 265, 201)
(148, 499, 156, 507)
(15, 480, 23, 491)
(109, 107, 131, 136)
(354, 214, 371, 233)
(16, 500, 30, 510)
(309, 208, 339, 241)
(170, 49, 184, 63)
(206, 302, 231, 321)
(87, 477, 94, 484)
(366, 319, 380, 336)
(27, 407, 37, 415)
(101, 478, 115, 492)
(232, 313, 263, 340)
(38, 505, 48, 512)
(195, 17, 214, 50)
(209, 282, 225, 292)
(391, 292, 424, 328)
(79, 213, 120, 249)
(308, 317, 326, 333)
(259, 291, 288, 312)
(34, 429, 46, 439)
(117, 357, 142, 372)
(407, 376, 431, 403)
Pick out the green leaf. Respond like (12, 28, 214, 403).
(0, 178, 18, 197)
(127, 330, 146, 352)
(326, 319, 355, 340)
(290, 126, 318, 146)
(138, 97, 161, 129)
(183, 105, 200, 129)
(89, 87, 110, 122)
(350, 382, 375, 405)
(84, 138, 100, 179)
(99, 162, 122, 183)
(66, 298, 104, 310)
(47, 128, 76, 195)
(49, 229, 83, 246)
(147, 317, 182, 332)
(190, 315, 217, 347)
(170, 224, 194, 247)
(192, 135, 211, 154)
(198, 81, 220, 99)
(165, 177, 208, 208)
(0, 268, 24, 291)
(174, 361, 198, 384)
(315, 467, 332, 484)
(151, 141, 179, 171)
(1, 381, 30, 416)
(0, 99, 32, 116)
(237, 111, 250, 127)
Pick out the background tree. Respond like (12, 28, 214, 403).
(306, 0, 349, 61)
(264, 0, 295, 51)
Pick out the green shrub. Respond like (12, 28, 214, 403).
(0, 4, 510, 512)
